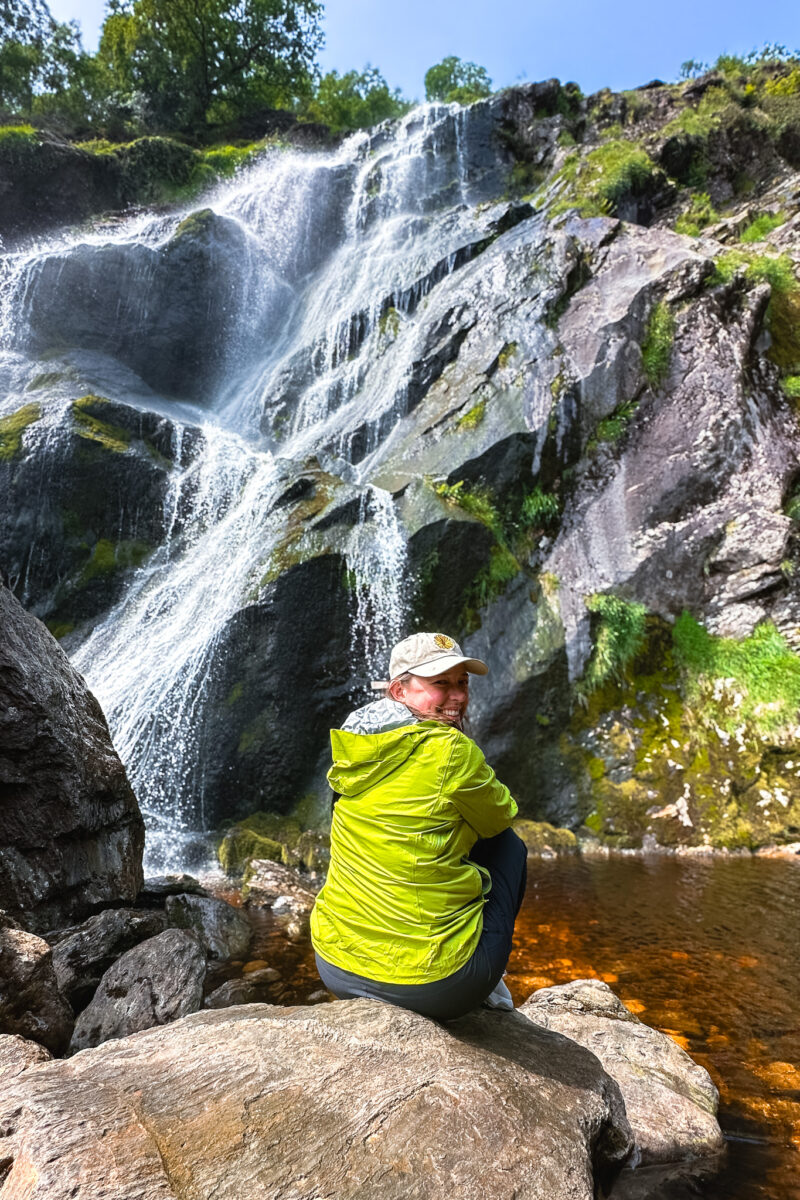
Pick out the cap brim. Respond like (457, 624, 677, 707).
(409, 654, 489, 678)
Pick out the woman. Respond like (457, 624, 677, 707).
(310, 631, 527, 1021)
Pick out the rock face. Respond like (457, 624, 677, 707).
(203, 967, 281, 1009)
(4, 73, 800, 848)
(0, 916, 74, 1054)
(1, 999, 633, 1199)
(0, 583, 144, 932)
(68, 928, 206, 1053)
(50, 907, 167, 1011)
(164, 894, 252, 960)
(520, 980, 724, 1165)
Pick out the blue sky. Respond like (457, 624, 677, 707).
(48, 0, 800, 100)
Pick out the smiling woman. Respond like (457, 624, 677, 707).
(310, 631, 528, 1020)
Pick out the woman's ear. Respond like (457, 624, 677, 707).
(388, 678, 404, 702)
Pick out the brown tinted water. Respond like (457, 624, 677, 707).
(212, 856, 800, 1199)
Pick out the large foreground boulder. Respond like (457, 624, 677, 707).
(0, 583, 144, 932)
(520, 980, 724, 1165)
(0, 915, 73, 1054)
(69, 929, 206, 1054)
(0, 999, 632, 1199)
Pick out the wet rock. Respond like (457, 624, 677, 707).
(0, 916, 74, 1055)
(203, 968, 282, 1009)
(69, 929, 206, 1053)
(520, 979, 724, 1165)
(14, 210, 294, 401)
(136, 874, 209, 906)
(0, 583, 144, 932)
(49, 907, 167, 1011)
(164, 895, 252, 961)
(243, 859, 317, 914)
(513, 818, 579, 856)
(0, 999, 633, 1198)
(0, 1033, 52, 1082)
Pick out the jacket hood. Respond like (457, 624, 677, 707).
(329, 723, 439, 796)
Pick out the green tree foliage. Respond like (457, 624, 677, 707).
(424, 56, 492, 105)
(303, 65, 411, 132)
(0, 0, 102, 128)
(99, 0, 323, 131)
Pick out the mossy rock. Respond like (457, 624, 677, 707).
(0, 403, 41, 462)
(512, 819, 578, 855)
(217, 811, 305, 876)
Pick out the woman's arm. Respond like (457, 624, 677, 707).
(444, 732, 518, 838)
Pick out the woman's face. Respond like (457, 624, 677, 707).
(389, 664, 470, 727)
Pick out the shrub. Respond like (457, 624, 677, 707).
(672, 612, 800, 733)
(740, 212, 786, 242)
(579, 594, 648, 694)
(674, 191, 719, 236)
(641, 301, 675, 387)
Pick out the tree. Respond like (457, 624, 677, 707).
(101, 0, 323, 131)
(424, 56, 492, 105)
(303, 65, 411, 132)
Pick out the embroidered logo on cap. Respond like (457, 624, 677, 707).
(434, 633, 455, 650)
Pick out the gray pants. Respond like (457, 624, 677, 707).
(315, 828, 527, 1021)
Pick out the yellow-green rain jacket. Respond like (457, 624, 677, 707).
(310, 721, 518, 984)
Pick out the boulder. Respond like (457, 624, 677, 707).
(203, 967, 282, 1009)
(0, 999, 633, 1198)
(520, 979, 724, 1165)
(0, 583, 144, 932)
(243, 858, 317, 914)
(69, 929, 206, 1053)
(50, 907, 167, 1010)
(135, 874, 209, 906)
(0, 916, 74, 1055)
(0, 1032, 52, 1082)
(164, 895, 252, 961)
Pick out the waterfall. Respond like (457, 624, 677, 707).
(0, 100, 513, 870)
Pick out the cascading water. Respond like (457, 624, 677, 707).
(0, 101, 514, 870)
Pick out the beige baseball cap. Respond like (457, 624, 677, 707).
(372, 632, 488, 688)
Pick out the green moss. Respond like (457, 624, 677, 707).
(217, 811, 305, 876)
(664, 86, 733, 138)
(740, 211, 786, 242)
(0, 403, 42, 461)
(201, 142, 263, 177)
(512, 818, 578, 854)
(72, 395, 131, 453)
(433, 479, 501, 532)
(782, 375, 800, 400)
(497, 341, 518, 370)
(579, 594, 648, 695)
(226, 681, 244, 706)
(672, 612, 800, 734)
(45, 620, 75, 640)
(378, 306, 401, 338)
(641, 301, 675, 388)
(550, 139, 658, 218)
(25, 370, 75, 392)
(0, 124, 37, 144)
(79, 538, 151, 585)
(455, 400, 486, 430)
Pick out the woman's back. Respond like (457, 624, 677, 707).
(310, 719, 517, 984)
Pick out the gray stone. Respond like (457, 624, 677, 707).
(136, 874, 209, 905)
(203, 968, 282, 1009)
(69, 929, 206, 1053)
(164, 894, 252, 961)
(50, 907, 167, 1010)
(0, 1033, 52, 1083)
(243, 859, 317, 914)
(520, 979, 724, 1165)
(0, 998, 633, 1198)
(0, 915, 74, 1055)
(0, 583, 144, 932)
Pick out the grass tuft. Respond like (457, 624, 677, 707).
(641, 301, 676, 387)
(579, 594, 648, 695)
